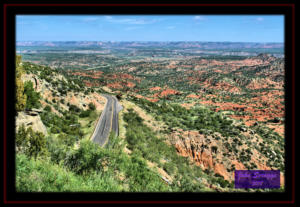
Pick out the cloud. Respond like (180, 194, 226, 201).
(256, 17, 264, 22)
(194, 16, 206, 21)
(105, 16, 113, 20)
(105, 16, 161, 25)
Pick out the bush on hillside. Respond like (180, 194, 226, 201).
(88, 102, 96, 111)
(69, 104, 81, 113)
(24, 81, 41, 110)
(79, 110, 91, 118)
(64, 140, 105, 174)
(16, 125, 48, 158)
(16, 55, 27, 111)
(44, 105, 52, 112)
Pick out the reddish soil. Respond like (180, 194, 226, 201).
(153, 89, 181, 98)
(107, 82, 123, 89)
(83, 80, 101, 87)
(186, 94, 201, 99)
(149, 86, 162, 91)
(134, 94, 159, 103)
(185, 57, 285, 135)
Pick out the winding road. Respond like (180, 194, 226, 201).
(91, 94, 122, 147)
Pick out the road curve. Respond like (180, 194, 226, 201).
(91, 94, 122, 147)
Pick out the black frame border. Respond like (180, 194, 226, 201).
(2, 3, 296, 205)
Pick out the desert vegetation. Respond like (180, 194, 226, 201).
(15, 42, 285, 192)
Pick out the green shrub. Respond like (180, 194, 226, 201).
(50, 126, 60, 134)
(45, 136, 68, 164)
(106, 132, 123, 151)
(24, 81, 41, 110)
(16, 153, 122, 192)
(126, 153, 168, 192)
(16, 124, 28, 148)
(57, 133, 77, 146)
(178, 175, 204, 192)
(88, 102, 96, 111)
(163, 162, 175, 175)
(218, 178, 230, 188)
(123, 109, 208, 192)
(16, 125, 48, 158)
(79, 110, 91, 118)
(69, 104, 81, 113)
(64, 140, 105, 174)
(44, 105, 52, 112)
(16, 56, 27, 111)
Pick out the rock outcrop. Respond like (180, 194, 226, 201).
(169, 128, 278, 183)
(16, 112, 48, 136)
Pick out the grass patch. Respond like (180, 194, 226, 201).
(16, 153, 122, 192)
(79, 110, 101, 140)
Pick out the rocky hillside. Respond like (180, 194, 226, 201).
(16, 54, 284, 192)
(129, 97, 285, 187)
(71, 54, 284, 136)
(16, 61, 107, 140)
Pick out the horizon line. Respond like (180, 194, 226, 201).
(17, 40, 284, 43)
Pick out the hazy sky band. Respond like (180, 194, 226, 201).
(16, 15, 284, 42)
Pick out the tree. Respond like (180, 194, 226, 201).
(50, 125, 60, 134)
(88, 102, 96, 111)
(211, 146, 218, 154)
(26, 127, 48, 158)
(24, 81, 41, 110)
(15, 55, 27, 111)
(116, 93, 122, 100)
(64, 140, 104, 174)
(44, 105, 52, 112)
(79, 110, 91, 118)
(16, 124, 27, 149)
(69, 104, 81, 113)
(16, 125, 48, 158)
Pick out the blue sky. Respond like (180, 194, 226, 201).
(16, 15, 284, 42)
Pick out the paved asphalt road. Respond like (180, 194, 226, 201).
(91, 94, 122, 147)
